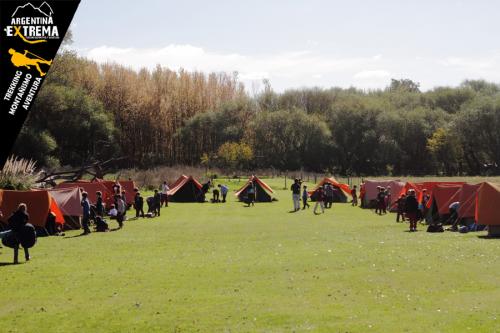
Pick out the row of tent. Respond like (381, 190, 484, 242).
(361, 179, 500, 229)
(0, 179, 137, 231)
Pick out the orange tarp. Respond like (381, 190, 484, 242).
(47, 187, 83, 217)
(0, 190, 64, 227)
(475, 182, 500, 226)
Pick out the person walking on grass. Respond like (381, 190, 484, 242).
(314, 187, 325, 215)
(134, 192, 145, 218)
(405, 190, 419, 232)
(302, 185, 310, 209)
(81, 192, 91, 235)
(351, 185, 358, 206)
(291, 178, 301, 211)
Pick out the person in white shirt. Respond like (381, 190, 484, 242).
(108, 204, 118, 219)
(116, 195, 126, 228)
(161, 181, 170, 207)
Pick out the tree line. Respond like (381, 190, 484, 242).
(13, 51, 500, 176)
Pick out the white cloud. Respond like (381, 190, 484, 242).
(353, 70, 391, 79)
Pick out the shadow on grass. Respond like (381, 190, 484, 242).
(0, 262, 22, 266)
(64, 233, 90, 239)
(477, 235, 500, 239)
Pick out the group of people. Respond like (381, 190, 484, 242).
(291, 179, 355, 215)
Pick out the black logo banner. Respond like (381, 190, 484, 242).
(0, 0, 80, 168)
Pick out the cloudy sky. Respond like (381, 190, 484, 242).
(71, 0, 500, 92)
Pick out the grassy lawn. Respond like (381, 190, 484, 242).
(1, 178, 499, 332)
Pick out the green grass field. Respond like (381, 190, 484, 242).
(1, 178, 499, 332)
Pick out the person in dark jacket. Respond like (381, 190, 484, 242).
(134, 192, 145, 218)
(405, 190, 419, 232)
(314, 187, 325, 214)
(81, 192, 91, 235)
(7, 203, 31, 263)
(95, 191, 105, 217)
(153, 189, 161, 216)
(396, 194, 406, 222)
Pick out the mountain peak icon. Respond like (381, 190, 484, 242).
(12, 2, 54, 17)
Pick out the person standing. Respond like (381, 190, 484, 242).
(325, 183, 334, 209)
(6, 204, 31, 264)
(246, 181, 255, 207)
(116, 195, 126, 228)
(161, 181, 170, 207)
(81, 192, 91, 235)
(396, 194, 406, 222)
(134, 192, 145, 218)
(95, 191, 105, 217)
(291, 179, 301, 212)
(351, 185, 358, 206)
(218, 184, 229, 203)
(302, 185, 310, 209)
(153, 189, 162, 216)
(405, 190, 419, 232)
(314, 187, 325, 215)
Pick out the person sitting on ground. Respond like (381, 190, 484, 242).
(405, 190, 419, 232)
(153, 189, 162, 216)
(134, 192, 145, 218)
(96, 191, 105, 217)
(94, 216, 109, 232)
(302, 185, 310, 210)
(218, 184, 229, 203)
(108, 204, 118, 219)
(314, 187, 325, 214)
(396, 194, 406, 223)
(81, 192, 91, 235)
(212, 187, 220, 203)
(115, 194, 126, 229)
(351, 185, 358, 206)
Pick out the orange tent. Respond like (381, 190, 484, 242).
(475, 182, 500, 226)
(56, 181, 114, 207)
(0, 190, 64, 228)
(116, 180, 137, 205)
(430, 184, 463, 215)
(235, 175, 274, 202)
(309, 177, 352, 203)
(167, 175, 203, 202)
(456, 183, 481, 219)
